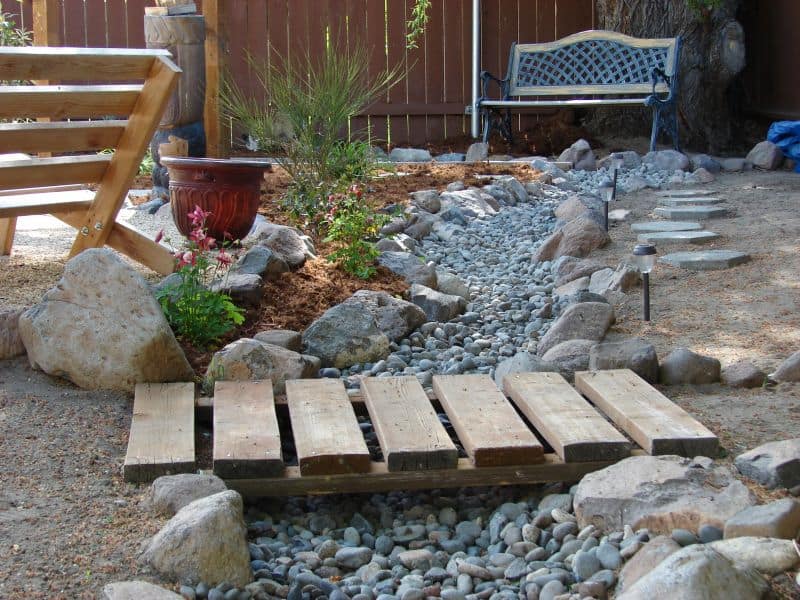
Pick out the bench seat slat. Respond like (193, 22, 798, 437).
(0, 120, 127, 154)
(0, 86, 141, 120)
(480, 97, 657, 108)
(0, 155, 112, 190)
(0, 189, 95, 218)
(0, 47, 169, 81)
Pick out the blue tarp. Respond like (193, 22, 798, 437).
(767, 121, 800, 173)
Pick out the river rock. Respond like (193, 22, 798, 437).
(206, 338, 318, 394)
(344, 290, 427, 342)
(378, 251, 438, 288)
(140, 490, 251, 587)
(494, 352, 559, 389)
(735, 438, 800, 489)
(723, 498, 800, 539)
(149, 473, 228, 517)
(302, 303, 390, 369)
(558, 139, 596, 171)
(589, 338, 659, 383)
(746, 141, 783, 170)
(232, 245, 289, 279)
(659, 347, 721, 385)
(533, 214, 611, 262)
(250, 222, 315, 269)
(410, 284, 466, 322)
(769, 350, 800, 382)
(18, 249, 193, 392)
(642, 150, 690, 172)
(0, 308, 25, 359)
(721, 360, 766, 388)
(573, 455, 756, 533)
(709, 536, 800, 575)
(617, 535, 681, 593)
(253, 329, 302, 352)
(616, 544, 768, 600)
(536, 302, 615, 356)
(541, 339, 594, 381)
(103, 581, 183, 600)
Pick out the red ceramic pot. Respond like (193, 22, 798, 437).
(161, 157, 271, 242)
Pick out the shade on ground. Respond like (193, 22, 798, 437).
(637, 230, 720, 245)
(654, 206, 728, 220)
(631, 221, 703, 233)
(660, 250, 751, 270)
(656, 189, 717, 198)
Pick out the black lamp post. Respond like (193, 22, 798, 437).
(599, 178, 613, 231)
(633, 243, 657, 321)
(610, 152, 624, 201)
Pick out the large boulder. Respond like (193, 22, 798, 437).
(553, 256, 608, 286)
(723, 498, 800, 540)
(410, 284, 467, 322)
(302, 303, 390, 369)
(409, 189, 441, 213)
(232, 245, 289, 279)
(103, 581, 183, 600)
(617, 535, 681, 593)
(435, 271, 470, 301)
(540, 339, 594, 381)
(207, 338, 319, 394)
(735, 438, 800, 489)
(438, 188, 499, 220)
(378, 251, 438, 288)
(769, 350, 800, 382)
(721, 360, 766, 388)
(148, 473, 228, 517)
(554, 195, 595, 222)
(532, 214, 611, 262)
(389, 147, 432, 162)
(249, 221, 316, 269)
(589, 337, 659, 383)
(140, 490, 252, 587)
(642, 149, 690, 172)
(18, 249, 193, 391)
(0, 307, 25, 359)
(558, 139, 596, 171)
(709, 537, 800, 575)
(573, 455, 756, 533)
(494, 352, 559, 389)
(343, 290, 426, 342)
(536, 302, 615, 356)
(588, 263, 639, 296)
(210, 272, 263, 306)
(616, 544, 768, 600)
(253, 329, 302, 352)
(659, 347, 721, 385)
(746, 141, 783, 170)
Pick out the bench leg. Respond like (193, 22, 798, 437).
(0, 217, 17, 255)
(650, 102, 680, 153)
(481, 108, 514, 145)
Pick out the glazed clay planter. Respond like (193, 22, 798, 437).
(161, 157, 271, 241)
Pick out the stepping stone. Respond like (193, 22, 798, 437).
(660, 197, 724, 207)
(608, 208, 631, 222)
(654, 206, 728, 220)
(637, 230, 720, 245)
(656, 188, 717, 198)
(631, 221, 703, 233)
(660, 250, 750, 270)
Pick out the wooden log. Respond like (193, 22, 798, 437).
(432, 374, 544, 466)
(286, 379, 371, 476)
(574, 369, 719, 457)
(361, 377, 458, 472)
(504, 372, 631, 462)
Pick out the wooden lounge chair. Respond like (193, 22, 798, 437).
(0, 46, 181, 274)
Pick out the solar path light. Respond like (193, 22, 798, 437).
(598, 178, 614, 231)
(632, 243, 657, 321)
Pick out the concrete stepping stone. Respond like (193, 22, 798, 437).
(656, 189, 717, 198)
(631, 221, 703, 233)
(654, 206, 728, 220)
(660, 250, 750, 270)
(637, 230, 720, 245)
(660, 197, 724, 207)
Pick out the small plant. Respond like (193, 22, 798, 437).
(155, 206, 245, 348)
(138, 148, 155, 177)
(0, 4, 30, 48)
(323, 184, 391, 279)
(406, 0, 432, 49)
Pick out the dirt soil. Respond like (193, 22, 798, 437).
(1, 145, 799, 597)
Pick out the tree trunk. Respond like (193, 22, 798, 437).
(589, 0, 745, 153)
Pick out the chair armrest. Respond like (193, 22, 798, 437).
(645, 67, 675, 106)
(479, 70, 509, 101)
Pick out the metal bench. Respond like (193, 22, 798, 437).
(478, 30, 682, 152)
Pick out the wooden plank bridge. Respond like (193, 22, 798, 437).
(123, 369, 718, 496)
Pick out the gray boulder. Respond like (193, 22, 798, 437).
(232, 245, 289, 279)
(554, 275, 590, 298)
(103, 581, 183, 600)
(643, 149, 690, 172)
(435, 271, 470, 301)
(0, 308, 25, 359)
(494, 352, 559, 389)
(149, 473, 228, 517)
(253, 329, 302, 352)
(558, 139, 596, 171)
(536, 302, 615, 356)
(18, 249, 193, 391)
(597, 150, 641, 170)
(710, 537, 800, 575)
(207, 338, 319, 394)
(616, 544, 768, 600)
(140, 490, 251, 587)
(390, 147, 432, 162)
(769, 350, 800, 382)
(723, 498, 800, 540)
(410, 284, 467, 322)
(541, 339, 594, 381)
(689, 153, 722, 173)
(659, 347, 721, 385)
(690, 167, 716, 183)
(573, 455, 756, 533)
(210, 272, 263, 306)
(721, 360, 766, 388)
(720, 157, 751, 172)
(409, 189, 441, 213)
(532, 214, 611, 262)
(554, 257, 608, 286)
(404, 212, 439, 240)
(588, 263, 639, 297)
(302, 303, 390, 369)
(589, 338, 659, 383)
(735, 439, 800, 489)
(376, 233, 417, 254)
(554, 195, 597, 222)
(343, 290, 426, 342)
(496, 175, 528, 204)
(250, 222, 315, 269)
(380, 216, 408, 236)
(438, 189, 499, 220)
(465, 142, 489, 162)
(378, 251, 437, 288)
(617, 535, 681, 593)
(746, 141, 783, 170)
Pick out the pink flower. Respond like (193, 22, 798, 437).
(216, 249, 232, 266)
(154, 229, 164, 244)
(188, 205, 211, 226)
(199, 235, 216, 251)
(175, 250, 197, 269)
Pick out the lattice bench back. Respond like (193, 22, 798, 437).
(508, 30, 679, 97)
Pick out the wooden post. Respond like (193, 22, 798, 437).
(33, 0, 61, 47)
(203, 0, 225, 157)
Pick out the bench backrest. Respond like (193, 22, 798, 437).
(507, 30, 680, 97)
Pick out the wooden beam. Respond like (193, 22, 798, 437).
(0, 86, 142, 120)
(203, 0, 224, 157)
(33, 0, 61, 47)
(0, 155, 111, 190)
(0, 217, 16, 255)
(0, 121, 126, 154)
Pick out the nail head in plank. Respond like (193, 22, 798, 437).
(286, 379, 371, 476)
(503, 372, 632, 462)
(432, 374, 543, 466)
(123, 382, 196, 483)
(361, 377, 458, 472)
(213, 380, 284, 478)
(574, 369, 718, 457)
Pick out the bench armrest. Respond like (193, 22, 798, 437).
(479, 70, 509, 101)
(646, 67, 675, 106)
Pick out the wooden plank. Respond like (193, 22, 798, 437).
(574, 369, 719, 457)
(225, 451, 647, 497)
(433, 374, 544, 466)
(0, 47, 165, 81)
(33, 0, 62, 47)
(123, 382, 196, 483)
(0, 189, 94, 218)
(504, 372, 632, 462)
(361, 377, 458, 472)
(0, 121, 126, 154)
(213, 380, 284, 478)
(0, 155, 111, 190)
(286, 379, 371, 476)
(0, 217, 16, 255)
(0, 86, 141, 120)
(203, 0, 223, 157)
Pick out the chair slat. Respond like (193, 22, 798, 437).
(0, 121, 126, 154)
(0, 86, 141, 120)
(0, 189, 94, 218)
(0, 155, 111, 190)
(0, 47, 168, 81)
